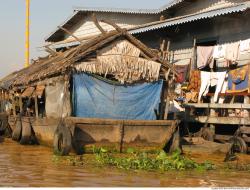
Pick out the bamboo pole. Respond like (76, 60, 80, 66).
(25, 0, 30, 68)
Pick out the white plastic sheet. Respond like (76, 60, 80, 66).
(45, 81, 71, 118)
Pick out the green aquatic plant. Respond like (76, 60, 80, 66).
(94, 148, 215, 171)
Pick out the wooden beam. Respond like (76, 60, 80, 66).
(44, 45, 58, 56)
(65, 117, 173, 126)
(184, 103, 250, 109)
(92, 13, 107, 34)
(206, 92, 250, 97)
(58, 26, 82, 43)
(214, 134, 231, 141)
(240, 127, 250, 134)
(187, 116, 250, 125)
(243, 136, 250, 143)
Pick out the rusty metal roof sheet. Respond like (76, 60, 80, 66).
(130, 2, 250, 34)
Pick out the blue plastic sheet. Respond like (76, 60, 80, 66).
(72, 73, 163, 120)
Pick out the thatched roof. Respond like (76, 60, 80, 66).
(0, 21, 175, 90)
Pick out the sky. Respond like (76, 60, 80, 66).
(0, 0, 167, 78)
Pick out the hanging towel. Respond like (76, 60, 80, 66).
(225, 42, 240, 62)
(197, 46, 214, 69)
(239, 39, 250, 54)
(213, 45, 226, 60)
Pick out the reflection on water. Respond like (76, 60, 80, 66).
(0, 138, 250, 187)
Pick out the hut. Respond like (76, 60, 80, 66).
(0, 22, 178, 155)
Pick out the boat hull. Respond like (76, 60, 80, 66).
(8, 116, 176, 152)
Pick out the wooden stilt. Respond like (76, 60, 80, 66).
(19, 96, 23, 115)
(35, 95, 39, 118)
(244, 96, 250, 118)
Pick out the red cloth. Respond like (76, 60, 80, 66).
(174, 64, 189, 83)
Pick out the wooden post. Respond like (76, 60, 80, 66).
(12, 96, 16, 117)
(19, 95, 23, 115)
(210, 96, 216, 117)
(160, 39, 170, 120)
(165, 41, 171, 62)
(164, 96, 170, 120)
(189, 38, 197, 79)
(163, 69, 171, 120)
(58, 26, 82, 43)
(35, 95, 39, 118)
(244, 96, 250, 118)
(119, 121, 125, 153)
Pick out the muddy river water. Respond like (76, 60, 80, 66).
(0, 137, 250, 187)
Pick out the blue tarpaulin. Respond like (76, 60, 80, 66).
(72, 73, 163, 120)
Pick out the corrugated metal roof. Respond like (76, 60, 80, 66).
(73, 0, 184, 14)
(45, 0, 184, 42)
(45, 11, 80, 42)
(130, 2, 250, 34)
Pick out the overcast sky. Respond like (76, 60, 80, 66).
(0, 0, 167, 78)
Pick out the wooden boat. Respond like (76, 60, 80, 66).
(7, 115, 177, 155)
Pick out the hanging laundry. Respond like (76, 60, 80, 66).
(198, 71, 227, 103)
(213, 45, 226, 60)
(225, 42, 240, 62)
(197, 46, 214, 69)
(217, 60, 229, 68)
(174, 60, 190, 83)
(213, 72, 227, 103)
(218, 79, 228, 104)
(210, 72, 218, 87)
(185, 91, 198, 103)
(227, 64, 250, 93)
(239, 39, 250, 54)
(198, 71, 210, 102)
(174, 83, 182, 95)
(187, 70, 201, 92)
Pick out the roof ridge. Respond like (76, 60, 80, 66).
(73, 0, 184, 14)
